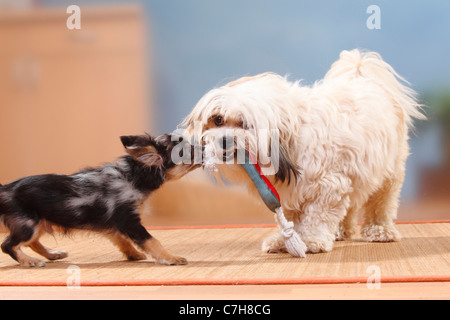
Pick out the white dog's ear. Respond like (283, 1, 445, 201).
(180, 113, 197, 137)
(275, 145, 300, 184)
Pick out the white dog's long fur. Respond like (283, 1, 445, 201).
(182, 49, 425, 254)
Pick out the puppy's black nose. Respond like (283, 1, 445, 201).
(221, 136, 235, 150)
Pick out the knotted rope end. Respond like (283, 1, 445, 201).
(275, 207, 307, 258)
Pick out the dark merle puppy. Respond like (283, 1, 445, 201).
(0, 133, 200, 267)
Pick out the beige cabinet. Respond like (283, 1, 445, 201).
(0, 5, 151, 183)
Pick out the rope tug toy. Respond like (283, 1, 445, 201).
(204, 143, 306, 258)
(239, 150, 306, 258)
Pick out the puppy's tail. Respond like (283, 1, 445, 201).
(324, 49, 426, 128)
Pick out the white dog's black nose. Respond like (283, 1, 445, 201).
(216, 135, 236, 162)
(219, 136, 235, 151)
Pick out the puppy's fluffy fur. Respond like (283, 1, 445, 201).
(0, 134, 199, 267)
(183, 49, 425, 254)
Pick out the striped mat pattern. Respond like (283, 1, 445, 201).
(0, 222, 449, 286)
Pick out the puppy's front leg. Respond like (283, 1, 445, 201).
(141, 237, 187, 266)
(106, 232, 146, 261)
(120, 223, 187, 265)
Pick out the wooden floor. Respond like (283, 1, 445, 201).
(0, 222, 449, 300)
(0, 282, 448, 300)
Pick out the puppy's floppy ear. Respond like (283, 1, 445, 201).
(120, 135, 163, 167)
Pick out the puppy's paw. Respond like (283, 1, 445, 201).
(47, 250, 69, 261)
(126, 251, 147, 261)
(157, 255, 188, 266)
(20, 257, 46, 268)
(262, 233, 287, 254)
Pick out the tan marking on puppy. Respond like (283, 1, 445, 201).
(13, 227, 46, 267)
(14, 248, 46, 267)
(166, 164, 200, 181)
(140, 238, 187, 265)
(29, 241, 68, 261)
(106, 232, 146, 261)
(23, 222, 68, 261)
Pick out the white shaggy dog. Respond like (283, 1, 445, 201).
(182, 49, 425, 255)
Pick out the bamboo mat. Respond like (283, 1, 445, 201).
(0, 223, 449, 286)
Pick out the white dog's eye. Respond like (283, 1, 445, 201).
(214, 115, 224, 127)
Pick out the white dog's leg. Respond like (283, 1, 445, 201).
(296, 174, 351, 253)
(361, 178, 402, 242)
(262, 208, 295, 254)
(296, 205, 345, 253)
(336, 206, 359, 241)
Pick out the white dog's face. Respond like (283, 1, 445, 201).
(181, 73, 300, 185)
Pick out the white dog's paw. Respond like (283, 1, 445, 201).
(335, 224, 346, 241)
(262, 233, 287, 254)
(303, 237, 334, 254)
(335, 224, 356, 241)
(361, 224, 401, 242)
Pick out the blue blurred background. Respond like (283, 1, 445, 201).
(1, 0, 449, 223)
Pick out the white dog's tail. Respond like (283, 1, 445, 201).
(325, 49, 426, 127)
